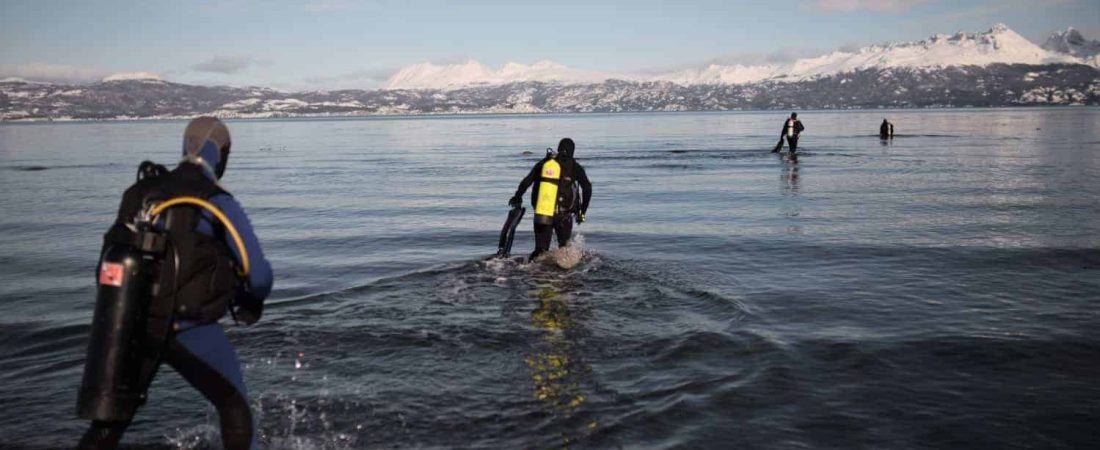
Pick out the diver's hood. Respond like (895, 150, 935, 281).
(181, 117, 231, 180)
(555, 138, 575, 162)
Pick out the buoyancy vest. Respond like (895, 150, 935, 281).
(556, 159, 580, 213)
(103, 163, 238, 324)
(787, 119, 796, 137)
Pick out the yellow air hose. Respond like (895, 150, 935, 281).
(148, 196, 250, 277)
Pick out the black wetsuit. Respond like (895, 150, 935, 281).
(78, 326, 254, 449)
(781, 118, 805, 152)
(513, 148, 592, 260)
(879, 121, 894, 139)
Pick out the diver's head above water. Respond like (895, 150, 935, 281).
(556, 138, 575, 161)
(181, 116, 231, 180)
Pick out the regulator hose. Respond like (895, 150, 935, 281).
(147, 196, 250, 277)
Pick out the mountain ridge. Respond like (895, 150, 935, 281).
(3, 24, 1099, 121)
(385, 24, 1096, 90)
(3, 63, 1097, 121)
(1042, 27, 1100, 66)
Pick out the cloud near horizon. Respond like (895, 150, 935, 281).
(0, 62, 109, 83)
(803, 0, 933, 14)
(299, 67, 400, 90)
(191, 55, 271, 74)
(635, 45, 838, 76)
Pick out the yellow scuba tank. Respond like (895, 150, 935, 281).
(534, 159, 561, 225)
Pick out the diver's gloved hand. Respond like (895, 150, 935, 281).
(232, 286, 263, 325)
(509, 196, 522, 208)
(234, 307, 260, 326)
(576, 212, 586, 224)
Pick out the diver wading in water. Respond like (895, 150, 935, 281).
(880, 118, 895, 139)
(510, 138, 592, 261)
(76, 117, 273, 450)
(496, 148, 555, 258)
(773, 112, 805, 154)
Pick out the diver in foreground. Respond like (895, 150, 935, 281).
(510, 138, 592, 261)
(77, 117, 273, 450)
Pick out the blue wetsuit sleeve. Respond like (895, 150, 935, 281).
(209, 194, 273, 302)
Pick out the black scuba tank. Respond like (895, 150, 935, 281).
(76, 227, 165, 421)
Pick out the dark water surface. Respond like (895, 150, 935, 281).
(1, 109, 1099, 449)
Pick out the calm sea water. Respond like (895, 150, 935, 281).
(1, 109, 1098, 449)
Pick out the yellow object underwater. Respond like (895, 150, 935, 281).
(535, 159, 561, 219)
(147, 196, 251, 277)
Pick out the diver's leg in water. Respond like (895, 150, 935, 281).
(531, 223, 552, 260)
(165, 323, 255, 450)
(77, 420, 131, 449)
(788, 135, 799, 153)
(554, 214, 574, 248)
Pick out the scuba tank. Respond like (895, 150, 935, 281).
(76, 232, 165, 421)
(534, 159, 561, 225)
(77, 162, 168, 421)
(76, 160, 252, 422)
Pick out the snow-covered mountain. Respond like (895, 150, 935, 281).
(4, 63, 1097, 120)
(777, 24, 1080, 78)
(101, 72, 163, 82)
(384, 60, 630, 90)
(3, 24, 1099, 120)
(384, 24, 1096, 89)
(654, 64, 784, 86)
(1042, 27, 1100, 66)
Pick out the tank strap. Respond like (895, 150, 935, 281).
(137, 207, 198, 393)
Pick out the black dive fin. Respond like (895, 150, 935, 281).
(496, 207, 526, 258)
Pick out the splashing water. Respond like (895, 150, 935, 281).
(164, 423, 218, 450)
(545, 234, 586, 270)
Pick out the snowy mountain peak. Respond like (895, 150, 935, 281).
(667, 24, 1081, 85)
(384, 61, 493, 90)
(381, 24, 1093, 90)
(101, 72, 163, 83)
(1042, 27, 1100, 59)
(0, 77, 37, 84)
(383, 60, 626, 90)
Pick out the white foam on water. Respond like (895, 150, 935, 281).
(164, 422, 218, 449)
(482, 255, 522, 275)
(546, 234, 586, 270)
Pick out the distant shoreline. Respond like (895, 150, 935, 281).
(3, 105, 1098, 125)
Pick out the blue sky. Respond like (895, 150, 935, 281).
(1, 0, 1096, 89)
